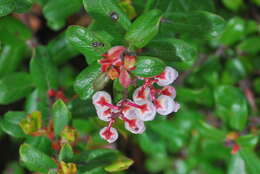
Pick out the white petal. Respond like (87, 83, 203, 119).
(92, 91, 112, 111)
(99, 127, 118, 143)
(156, 95, 175, 115)
(136, 100, 156, 121)
(156, 66, 178, 86)
(161, 86, 176, 99)
(173, 101, 181, 112)
(133, 87, 151, 104)
(125, 119, 145, 134)
(97, 109, 112, 122)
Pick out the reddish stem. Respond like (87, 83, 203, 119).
(125, 101, 143, 110)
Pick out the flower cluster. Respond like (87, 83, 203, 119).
(99, 46, 136, 88)
(92, 66, 180, 143)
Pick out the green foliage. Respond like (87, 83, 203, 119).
(1, 0, 260, 174)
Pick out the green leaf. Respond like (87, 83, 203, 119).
(0, 72, 34, 104)
(43, 0, 82, 30)
(132, 56, 165, 77)
(113, 78, 134, 103)
(0, 0, 15, 17)
(161, 11, 225, 40)
(228, 153, 247, 174)
(25, 136, 52, 155)
(220, 17, 245, 45)
(0, 44, 26, 77)
(47, 32, 79, 65)
(222, 0, 244, 11)
(30, 46, 59, 91)
(144, 38, 197, 63)
(214, 85, 248, 130)
(239, 148, 260, 174)
(221, 58, 247, 85)
(52, 100, 71, 136)
(154, 0, 215, 13)
(83, 0, 131, 31)
(237, 135, 258, 149)
(0, 16, 32, 45)
(0, 111, 26, 138)
(25, 89, 49, 121)
(19, 143, 57, 173)
(66, 26, 111, 64)
(125, 9, 162, 48)
(74, 62, 101, 100)
(104, 156, 133, 172)
(59, 143, 74, 162)
(197, 121, 226, 142)
(14, 0, 32, 13)
(237, 37, 260, 55)
(177, 87, 214, 107)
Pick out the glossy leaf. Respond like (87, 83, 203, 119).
(132, 56, 165, 77)
(237, 37, 260, 54)
(74, 62, 101, 100)
(239, 148, 260, 174)
(66, 25, 111, 64)
(0, 72, 34, 104)
(0, 111, 26, 138)
(52, 100, 71, 136)
(104, 156, 133, 172)
(30, 46, 59, 91)
(222, 0, 244, 11)
(83, 0, 131, 31)
(198, 121, 226, 142)
(0, 44, 26, 77)
(214, 85, 248, 130)
(25, 89, 49, 121)
(154, 0, 215, 13)
(0, 16, 32, 45)
(144, 38, 197, 63)
(177, 87, 214, 107)
(59, 143, 74, 162)
(228, 153, 247, 174)
(161, 11, 225, 40)
(47, 32, 79, 65)
(19, 143, 57, 173)
(43, 0, 82, 30)
(0, 0, 15, 17)
(237, 135, 258, 149)
(125, 9, 162, 48)
(220, 17, 245, 45)
(25, 136, 52, 155)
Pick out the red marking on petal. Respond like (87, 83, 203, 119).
(102, 129, 113, 140)
(161, 88, 171, 96)
(127, 119, 137, 128)
(231, 144, 240, 155)
(97, 97, 108, 106)
(140, 104, 149, 113)
(154, 99, 162, 109)
(137, 88, 146, 99)
(156, 71, 166, 79)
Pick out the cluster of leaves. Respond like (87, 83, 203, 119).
(0, 0, 260, 174)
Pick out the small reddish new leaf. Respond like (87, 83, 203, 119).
(231, 144, 240, 155)
(119, 68, 132, 88)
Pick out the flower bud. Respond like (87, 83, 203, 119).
(60, 126, 78, 144)
(133, 87, 151, 104)
(136, 101, 156, 121)
(107, 46, 126, 60)
(125, 119, 145, 134)
(108, 67, 120, 80)
(156, 66, 178, 86)
(20, 111, 42, 135)
(92, 91, 112, 111)
(100, 127, 118, 143)
(161, 86, 176, 99)
(59, 161, 77, 174)
(155, 95, 175, 115)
